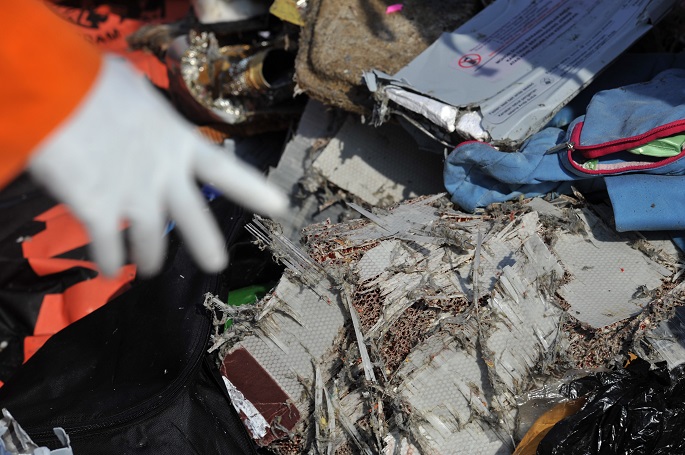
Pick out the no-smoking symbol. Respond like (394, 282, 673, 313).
(458, 53, 481, 69)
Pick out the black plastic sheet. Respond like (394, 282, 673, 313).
(537, 358, 685, 454)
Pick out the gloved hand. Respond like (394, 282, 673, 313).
(28, 56, 288, 277)
(191, 0, 271, 24)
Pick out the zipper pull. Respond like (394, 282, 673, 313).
(544, 141, 574, 155)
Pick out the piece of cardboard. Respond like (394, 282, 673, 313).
(366, 0, 677, 148)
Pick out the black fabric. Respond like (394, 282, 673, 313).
(0, 174, 72, 382)
(0, 197, 258, 454)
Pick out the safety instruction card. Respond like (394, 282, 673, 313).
(366, 0, 677, 148)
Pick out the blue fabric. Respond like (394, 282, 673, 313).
(445, 68, 685, 233)
(578, 69, 685, 147)
(555, 53, 685, 127)
(605, 174, 685, 231)
(670, 232, 685, 253)
(444, 124, 596, 212)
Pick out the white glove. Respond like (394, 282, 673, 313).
(191, 0, 271, 24)
(28, 56, 288, 277)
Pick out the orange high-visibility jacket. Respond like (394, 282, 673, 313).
(0, 2, 102, 189)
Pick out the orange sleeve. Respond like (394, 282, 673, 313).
(0, 1, 102, 188)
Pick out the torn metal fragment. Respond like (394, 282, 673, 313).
(222, 376, 271, 439)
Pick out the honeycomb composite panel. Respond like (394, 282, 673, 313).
(219, 195, 676, 454)
(312, 117, 444, 206)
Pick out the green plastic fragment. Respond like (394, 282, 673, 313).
(225, 284, 270, 329)
(582, 159, 598, 170)
(228, 284, 270, 307)
(627, 134, 685, 158)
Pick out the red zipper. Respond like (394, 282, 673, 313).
(566, 147, 685, 175)
(570, 119, 685, 159)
